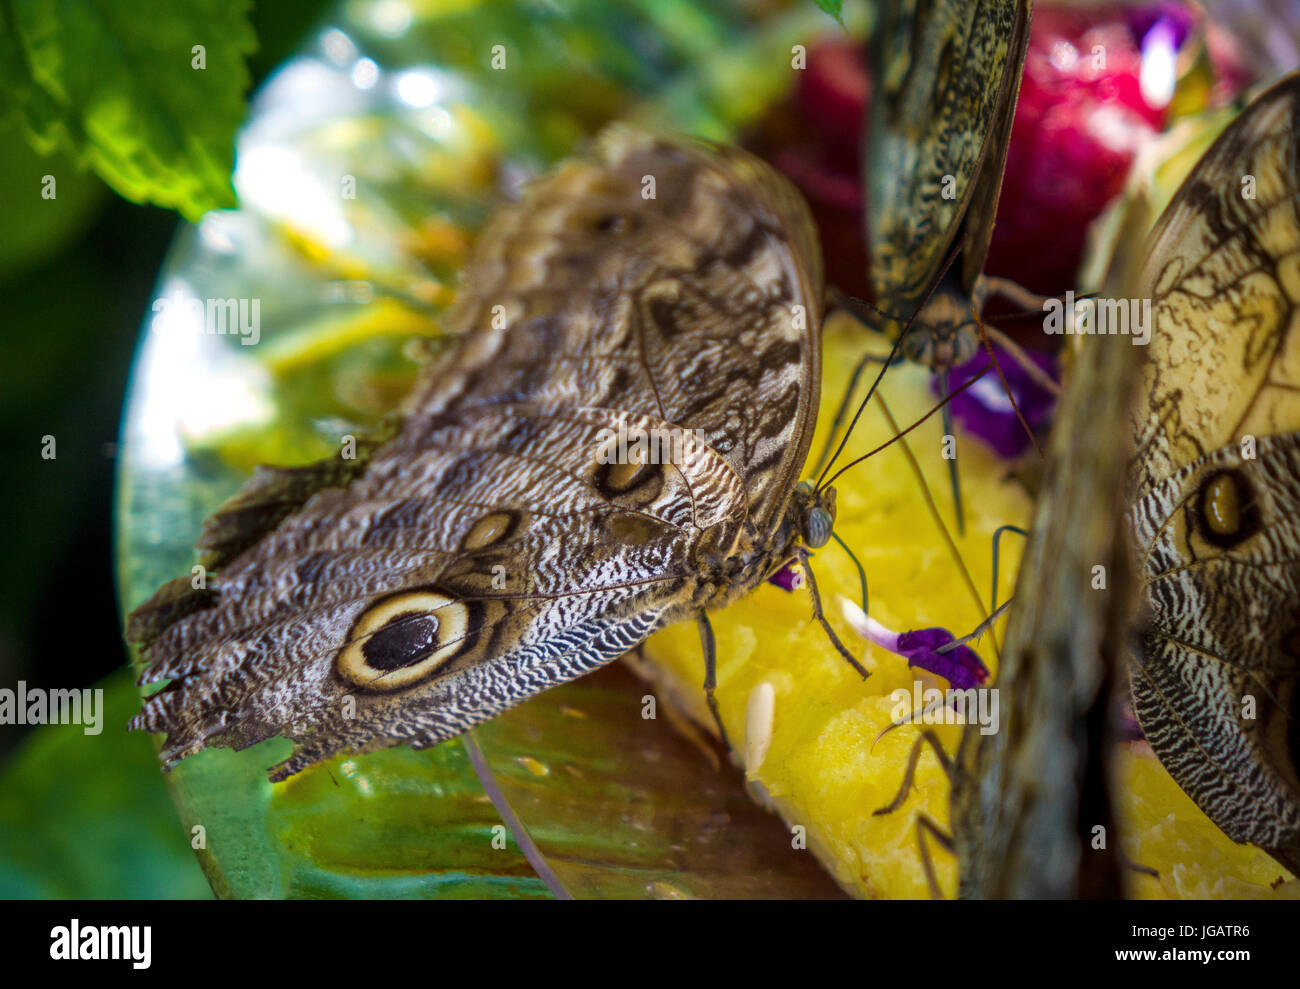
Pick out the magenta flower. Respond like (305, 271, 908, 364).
(894, 627, 990, 690)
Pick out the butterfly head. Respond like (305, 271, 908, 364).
(906, 285, 980, 371)
(794, 481, 836, 549)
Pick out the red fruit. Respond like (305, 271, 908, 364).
(752, 5, 1195, 306)
(985, 4, 1173, 297)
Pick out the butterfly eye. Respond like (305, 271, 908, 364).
(337, 591, 471, 691)
(806, 507, 834, 549)
(1195, 469, 1260, 548)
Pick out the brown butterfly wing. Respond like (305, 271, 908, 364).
(127, 130, 824, 781)
(1128, 72, 1300, 874)
(1130, 73, 1300, 497)
(1131, 435, 1300, 875)
(867, 0, 1032, 313)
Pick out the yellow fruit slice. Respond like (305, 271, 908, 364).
(641, 311, 1298, 899)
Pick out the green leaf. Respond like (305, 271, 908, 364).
(813, 0, 845, 26)
(0, 115, 107, 277)
(1, 0, 257, 221)
(0, 670, 211, 898)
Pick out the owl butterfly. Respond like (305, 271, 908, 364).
(125, 129, 845, 782)
(1126, 71, 1300, 878)
(819, 0, 1046, 528)
(876, 323, 1136, 899)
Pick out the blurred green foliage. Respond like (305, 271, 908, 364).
(1, 0, 256, 220)
(0, 670, 210, 897)
(0, 0, 330, 898)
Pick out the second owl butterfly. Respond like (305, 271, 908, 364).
(1125, 71, 1300, 878)
(127, 129, 842, 782)
(817, 0, 1043, 533)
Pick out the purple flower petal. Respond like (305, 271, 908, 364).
(837, 601, 991, 688)
(896, 628, 955, 653)
(1126, 1, 1196, 53)
(767, 560, 804, 592)
(898, 627, 990, 690)
(932, 345, 1059, 459)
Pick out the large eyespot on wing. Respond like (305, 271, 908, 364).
(129, 400, 754, 777)
(409, 128, 823, 537)
(1130, 434, 1300, 875)
(335, 590, 475, 691)
(1192, 468, 1262, 550)
(1123, 74, 1300, 872)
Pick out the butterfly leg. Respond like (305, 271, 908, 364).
(797, 548, 871, 679)
(972, 274, 1063, 396)
(939, 378, 965, 536)
(829, 530, 869, 616)
(989, 524, 1026, 617)
(926, 522, 1027, 659)
(1118, 850, 1160, 881)
(874, 729, 953, 816)
(983, 324, 1062, 397)
(975, 273, 1054, 313)
(916, 814, 956, 900)
(696, 613, 732, 751)
(971, 306, 1047, 460)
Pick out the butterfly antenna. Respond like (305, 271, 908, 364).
(830, 530, 869, 616)
(809, 289, 911, 480)
(815, 239, 967, 493)
(828, 285, 914, 327)
(812, 314, 912, 493)
(939, 372, 965, 536)
(821, 364, 988, 490)
(810, 349, 877, 480)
